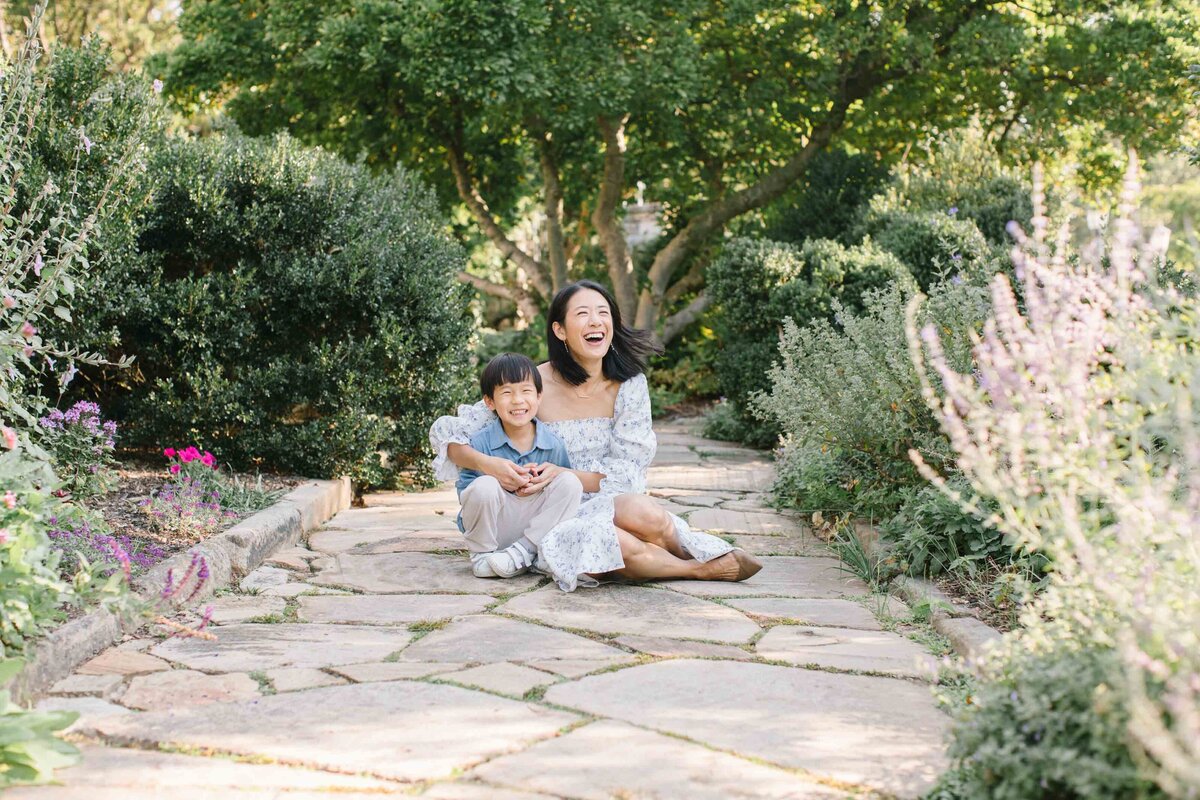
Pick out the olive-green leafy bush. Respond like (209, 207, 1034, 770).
(89, 132, 473, 487)
(705, 237, 914, 447)
(752, 280, 988, 517)
(0, 658, 79, 788)
(862, 209, 996, 289)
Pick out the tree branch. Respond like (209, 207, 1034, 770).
(661, 292, 711, 344)
(592, 114, 638, 318)
(663, 257, 709, 306)
(444, 136, 553, 301)
(457, 270, 541, 323)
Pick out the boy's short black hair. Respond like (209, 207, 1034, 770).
(480, 352, 542, 398)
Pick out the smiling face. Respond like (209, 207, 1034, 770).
(552, 288, 613, 362)
(484, 378, 541, 429)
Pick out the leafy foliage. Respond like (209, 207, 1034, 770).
(0, 659, 79, 789)
(85, 132, 473, 487)
(752, 280, 989, 515)
(706, 237, 915, 447)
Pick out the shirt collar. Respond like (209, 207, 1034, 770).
(484, 417, 550, 453)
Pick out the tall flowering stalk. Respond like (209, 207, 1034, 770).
(910, 158, 1199, 796)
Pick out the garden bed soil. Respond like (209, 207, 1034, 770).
(87, 458, 300, 562)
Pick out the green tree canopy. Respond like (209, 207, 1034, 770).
(159, 0, 1199, 340)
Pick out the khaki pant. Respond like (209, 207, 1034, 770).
(459, 472, 583, 555)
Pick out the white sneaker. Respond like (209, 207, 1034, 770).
(471, 554, 499, 578)
(485, 541, 536, 578)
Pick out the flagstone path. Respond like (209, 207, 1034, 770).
(16, 418, 951, 800)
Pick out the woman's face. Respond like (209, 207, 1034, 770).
(553, 288, 613, 361)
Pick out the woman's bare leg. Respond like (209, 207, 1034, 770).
(612, 528, 742, 582)
(613, 494, 688, 560)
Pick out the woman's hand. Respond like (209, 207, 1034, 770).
(485, 456, 535, 492)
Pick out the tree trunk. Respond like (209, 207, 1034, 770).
(592, 114, 638, 319)
(537, 135, 569, 293)
(458, 270, 542, 324)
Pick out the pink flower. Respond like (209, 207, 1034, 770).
(163, 447, 176, 458)
(152, 78, 163, 94)
(2, 295, 14, 309)
(3, 491, 16, 509)
(180, 446, 201, 463)
(32, 252, 42, 277)
(2, 427, 16, 450)
(0, 529, 8, 545)
(169, 464, 181, 474)
(201, 451, 216, 468)
(80, 130, 93, 154)
(20, 321, 35, 339)
(21, 346, 32, 358)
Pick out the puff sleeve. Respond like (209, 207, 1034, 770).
(597, 373, 656, 496)
(428, 401, 497, 482)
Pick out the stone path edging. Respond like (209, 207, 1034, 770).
(10, 477, 351, 705)
(890, 574, 1003, 660)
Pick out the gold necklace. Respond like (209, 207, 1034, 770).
(561, 373, 605, 399)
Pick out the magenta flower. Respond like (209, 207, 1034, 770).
(163, 447, 176, 458)
(169, 464, 181, 474)
(201, 451, 216, 468)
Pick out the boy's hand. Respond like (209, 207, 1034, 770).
(486, 456, 533, 492)
(516, 462, 564, 496)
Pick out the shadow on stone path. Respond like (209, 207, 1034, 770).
(17, 418, 950, 800)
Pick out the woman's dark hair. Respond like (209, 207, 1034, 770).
(546, 280, 662, 385)
(480, 352, 542, 398)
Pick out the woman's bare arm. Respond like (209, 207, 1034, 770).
(447, 443, 532, 492)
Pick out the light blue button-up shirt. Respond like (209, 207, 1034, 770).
(454, 418, 572, 530)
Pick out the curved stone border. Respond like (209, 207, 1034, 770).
(10, 478, 351, 705)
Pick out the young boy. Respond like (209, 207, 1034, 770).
(456, 353, 581, 578)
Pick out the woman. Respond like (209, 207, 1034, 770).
(431, 280, 762, 591)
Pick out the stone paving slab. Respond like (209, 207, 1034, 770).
(330, 661, 466, 683)
(614, 634, 756, 661)
(657, 556, 869, 598)
(472, 719, 850, 799)
(2, 745, 404, 799)
(118, 669, 261, 710)
(324, 507, 460, 532)
(150, 623, 412, 672)
(726, 598, 884, 630)
(442, 662, 557, 696)
(756, 625, 939, 679)
(35, 697, 132, 733)
(267, 667, 348, 692)
(499, 584, 761, 643)
(648, 464, 775, 492)
(400, 615, 626, 664)
(309, 526, 461, 554)
(49, 673, 124, 698)
(239, 565, 293, 591)
(730, 533, 825, 556)
(524, 656, 639, 678)
(350, 534, 468, 554)
(688, 508, 804, 536)
(87, 682, 579, 783)
(77, 650, 171, 676)
(310, 552, 542, 595)
(421, 782, 556, 800)
(545, 659, 950, 798)
(205, 594, 289, 624)
(297, 593, 493, 624)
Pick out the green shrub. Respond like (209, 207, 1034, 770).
(85, 132, 474, 487)
(880, 478, 1006, 577)
(753, 280, 988, 516)
(931, 633, 1165, 800)
(863, 210, 995, 289)
(706, 237, 915, 447)
(761, 148, 890, 245)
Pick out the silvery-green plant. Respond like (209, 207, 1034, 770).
(911, 158, 1198, 796)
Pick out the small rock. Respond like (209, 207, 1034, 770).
(933, 616, 1002, 660)
(239, 565, 291, 592)
(264, 553, 311, 572)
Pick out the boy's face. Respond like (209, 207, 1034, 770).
(484, 379, 541, 428)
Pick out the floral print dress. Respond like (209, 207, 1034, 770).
(430, 373, 734, 591)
